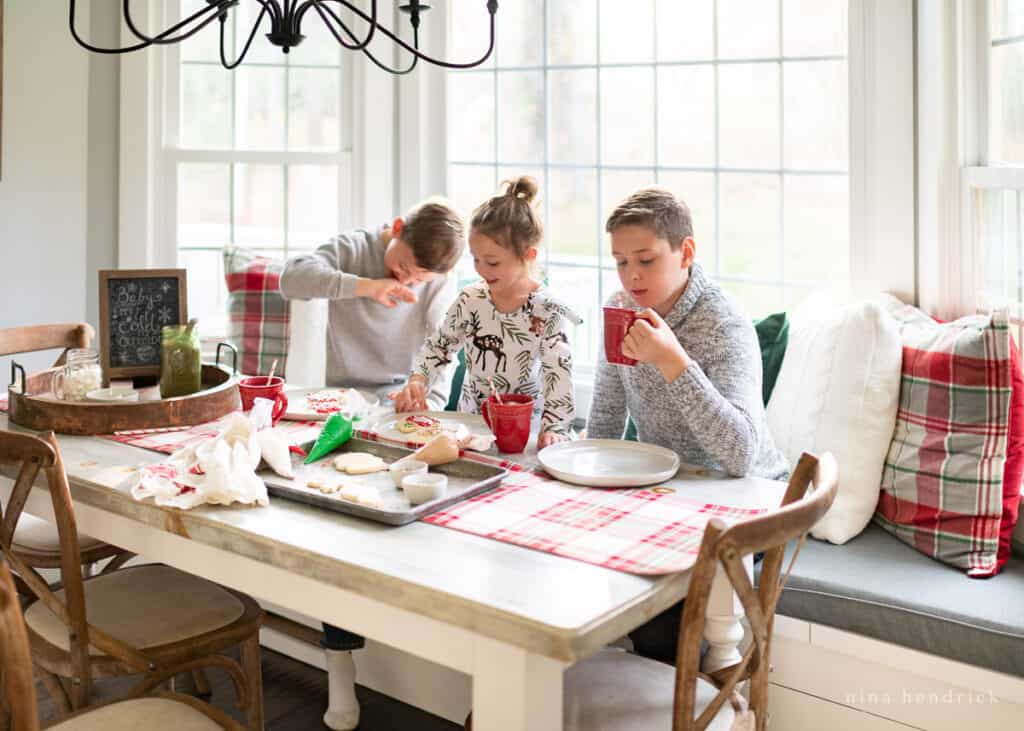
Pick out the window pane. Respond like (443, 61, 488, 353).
(784, 60, 847, 170)
(295, 6, 344, 66)
(658, 66, 715, 167)
(498, 72, 545, 163)
(975, 189, 1024, 304)
(601, 170, 656, 221)
(498, 0, 543, 67)
(180, 0, 222, 63)
(451, 2, 495, 69)
(178, 163, 230, 246)
(719, 63, 780, 169)
(719, 174, 781, 279)
(549, 168, 599, 261)
(600, 0, 654, 64)
(547, 266, 601, 367)
(601, 68, 655, 166)
(719, 280, 784, 318)
(783, 0, 847, 57)
(550, 69, 597, 164)
(717, 0, 779, 59)
(181, 64, 232, 148)
(657, 0, 713, 62)
(448, 164, 497, 222)
(990, 42, 1024, 164)
(548, 0, 597, 65)
(783, 175, 848, 284)
(232, 1, 279, 65)
(234, 164, 284, 246)
(288, 166, 339, 250)
(449, 73, 496, 162)
(179, 249, 224, 325)
(657, 171, 717, 273)
(288, 68, 341, 151)
(235, 67, 286, 150)
(991, 0, 1024, 40)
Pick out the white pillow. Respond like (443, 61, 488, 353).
(767, 300, 902, 544)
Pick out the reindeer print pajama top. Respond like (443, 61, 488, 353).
(412, 282, 582, 435)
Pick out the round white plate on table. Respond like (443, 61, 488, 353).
(366, 411, 493, 446)
(537, 439, 681, 487)
(280, 386, 379, 421)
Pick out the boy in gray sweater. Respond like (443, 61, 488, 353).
(588, 187, 787, 663)
(279, 199, 465, 730)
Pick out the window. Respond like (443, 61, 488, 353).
(168, 1, 351, 332)
(446, 0, 849, 369)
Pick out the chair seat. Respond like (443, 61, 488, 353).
(24, 564, 245, 655)
(563, 648, 737, 731)
(49, 696, 224, 731)
(13, 513, 105, 553)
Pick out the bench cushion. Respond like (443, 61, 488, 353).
(759, 524, 1024, 678)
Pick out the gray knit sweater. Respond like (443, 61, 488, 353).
(587, 263, 789, 480)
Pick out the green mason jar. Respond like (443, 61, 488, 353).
(159, 321, 201, 398)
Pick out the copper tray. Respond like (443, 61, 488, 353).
(7, 344, 240, 436)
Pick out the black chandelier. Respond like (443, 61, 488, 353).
(69, 0, 499, 73)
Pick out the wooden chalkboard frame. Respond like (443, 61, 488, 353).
(99, 269, 188, 383)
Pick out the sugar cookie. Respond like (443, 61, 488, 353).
(333, 452, 387, 475)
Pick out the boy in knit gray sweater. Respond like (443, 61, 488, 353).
(587, 187, 787, 664)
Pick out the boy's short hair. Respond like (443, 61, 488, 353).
(402, 198, 467, 273)
(604, 187, 693, 250)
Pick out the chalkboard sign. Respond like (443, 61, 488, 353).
(99, 269, 188, 382)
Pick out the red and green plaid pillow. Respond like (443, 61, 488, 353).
(875, 300, 1011, 577)
(223, 246, 290, 378)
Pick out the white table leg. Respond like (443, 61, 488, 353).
(701, 554, 752, 673)
(472, 637, 564, 731)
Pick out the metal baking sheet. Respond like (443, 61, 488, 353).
(259, 437, 508, 525)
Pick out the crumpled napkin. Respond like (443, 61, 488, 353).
(132, 399, 292, 510)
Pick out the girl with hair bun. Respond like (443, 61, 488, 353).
(391, 176, 581, 447)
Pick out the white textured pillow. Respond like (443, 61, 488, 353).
(767, 300, 902, 544)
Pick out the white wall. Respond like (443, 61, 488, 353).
(0, 0, 119, 374)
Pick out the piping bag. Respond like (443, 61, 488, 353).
(303, 412, 354, 464)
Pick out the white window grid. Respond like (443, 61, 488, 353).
(165, 2, 353, 334)
(446, 0, 849, 368)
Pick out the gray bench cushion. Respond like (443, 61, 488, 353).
(756, 524, 1024, 678)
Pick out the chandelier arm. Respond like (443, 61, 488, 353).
(300, 0, 378, 51)
(220, 4, 270, 69)
(69, 0, 154, 53)
(121, 0, 232, 46)
(359, 26, 419, 75)
(299, 0, 380, 51)
(315, 0, 497, 69)
(310, 2, 417, 74)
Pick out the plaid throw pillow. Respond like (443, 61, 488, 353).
(223, 246, 290, 378)
(875, 300, 1011, 577)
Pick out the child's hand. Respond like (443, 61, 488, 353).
(355, 278, 417, 307)
(388, 375, 428, 412)
(538, 430, 569, 449)
(622, 309, 691, 383)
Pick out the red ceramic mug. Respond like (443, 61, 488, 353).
(481, 394, 533, 454)
(604, 306, 641, 366)
(238, 376, 289, 425)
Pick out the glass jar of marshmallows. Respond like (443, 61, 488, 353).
(53, 348, 103, 401)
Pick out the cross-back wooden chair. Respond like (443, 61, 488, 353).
(0, 430, 265, 728)
(467, 451, 839, 731)
(0, 324, 134, 582)
(0, 557, 246, 731)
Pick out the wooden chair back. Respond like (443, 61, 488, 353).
(0, 323, 94, 359)
(672, 452, 839, 731)
(0, 558, 41, 731)
(0, 431, 153, 710)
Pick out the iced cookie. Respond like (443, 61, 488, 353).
(333, 452, 387, 475)
(396, 414, 441, 437)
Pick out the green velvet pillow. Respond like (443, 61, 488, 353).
(622, 312, 789, 441)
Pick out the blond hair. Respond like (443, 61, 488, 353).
(470, 176, 543, 261)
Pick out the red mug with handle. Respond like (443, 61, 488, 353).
(238, 376, 289, 425)
(481, 394, 533, 454)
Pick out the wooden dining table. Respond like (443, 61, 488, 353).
(1, 411, 787, 731)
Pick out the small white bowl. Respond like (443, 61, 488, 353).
(401, 472, 447, 506)
(389, 458, 428, 487)
(86, 387, 139, 403)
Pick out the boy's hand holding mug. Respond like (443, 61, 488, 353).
(621, 309, 692, 383)
(389, 375, 429, 413)
(355, 277, 418, 308)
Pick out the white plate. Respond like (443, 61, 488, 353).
(280, 386, 380, 421)
(537, 439, 680, 487)
(366, 411, 493, 446)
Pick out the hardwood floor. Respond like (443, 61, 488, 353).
(36, 648, 461, 730)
